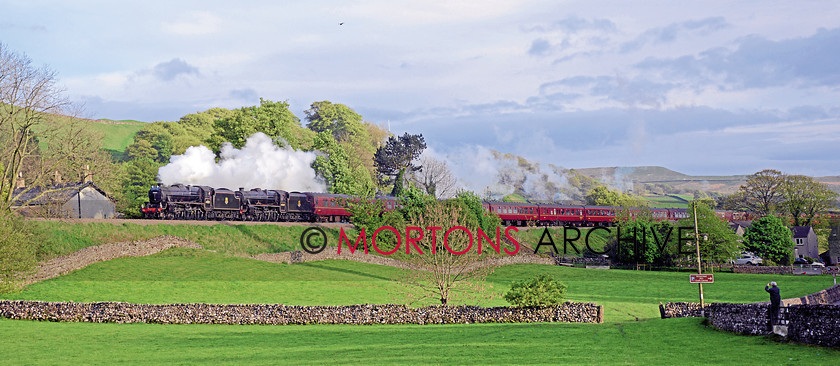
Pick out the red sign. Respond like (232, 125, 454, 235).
(690, 274, 714, 283)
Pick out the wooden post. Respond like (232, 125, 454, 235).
(693, 202, 705, 316)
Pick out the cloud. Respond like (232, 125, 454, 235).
(635, 27, 840, 89)
(620, 17, 730, 53)
(229, 88, 259, 102)
(528, 38, 551, 56)
(161, 11, 222, 36)
(152, 58, 199, 81)
(524, 16, 617, 34)
(522, 16, 617, 61)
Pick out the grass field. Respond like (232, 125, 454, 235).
(3, 224, 840, 364)
(86, 120, 145, 161)
(30, 221, 614, 261)
(643, 195, 690, 209)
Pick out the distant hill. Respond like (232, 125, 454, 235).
(575, 166, 840, 195)
(574, 166, 750, 194)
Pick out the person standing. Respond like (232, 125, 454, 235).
(765, 281, 781, 326)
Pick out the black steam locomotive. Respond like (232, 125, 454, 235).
(141, 184, 393, 222)
(142, 184, 318, 221)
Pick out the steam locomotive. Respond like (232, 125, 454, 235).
(142, 184, 783, 226)
(141, 184, 397, 222)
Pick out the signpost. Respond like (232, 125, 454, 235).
(690, 274, 714, 283)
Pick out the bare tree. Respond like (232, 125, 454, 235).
(410, 155, 458, 199)
(732, 169, 785, 216)
(0, 44, 108, 213)
(397, 201, 495, 305)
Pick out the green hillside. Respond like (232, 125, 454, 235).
(87, 119, 145, 160)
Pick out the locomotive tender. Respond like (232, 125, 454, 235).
(142, 184, 771, 226)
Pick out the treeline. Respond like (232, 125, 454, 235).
(118, 99, 440, 217)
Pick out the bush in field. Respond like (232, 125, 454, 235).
(0, 214, 37, 293)
(504, 274, 567, 307)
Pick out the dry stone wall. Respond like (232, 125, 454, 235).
(0, 301, 603, 325)
(733, 265, 839, 275)
(663, 285, 840, 348)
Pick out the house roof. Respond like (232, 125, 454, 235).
(790, 226, 814, 238)
(11, 182, 113, 207)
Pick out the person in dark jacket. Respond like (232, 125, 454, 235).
(765, 281, 781, 326)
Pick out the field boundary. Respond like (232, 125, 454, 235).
(0, 301, 603, 325)
(25, 235, 202, 285)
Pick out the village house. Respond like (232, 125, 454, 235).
(790, 226, 819, 260)
(11, 169, 116, 219)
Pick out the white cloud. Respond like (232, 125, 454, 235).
(161, 11, 222, 36)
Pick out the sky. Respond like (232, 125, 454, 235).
(3, 0, 840, 177)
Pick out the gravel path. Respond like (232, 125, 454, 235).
(25, 236, 203, 285)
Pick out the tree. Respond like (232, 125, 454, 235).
(373, 133, 426, 193)
(585, 185, 646, 207)
(780, 175, 838, 226)
(678, 201, 741, 264)
(211, 99, 314, 151)
(397, 201, 496, 305)
(304, 101, 365, 142)
(121, 158, 161, 218)
(409, 155, 458, 199)
(504, 274, 567, 307)
(743, 215, 794, 265)
(733, 169, 785, 216)
(0, 44, 107, 212)
(612, 218, 676, 265)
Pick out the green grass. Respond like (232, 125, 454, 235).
(31, 221, 354, 259)
(644, 195, 690, 208)
(4, 227, 840, 364)
(87, 120, 145, 161)
(4, 248, 834, 322)
(2, 314, 838, 365)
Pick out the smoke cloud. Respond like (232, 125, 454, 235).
(158, 132, 325, 192)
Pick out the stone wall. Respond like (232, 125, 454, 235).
(733, 265, 839, 275)
(663, 285, 840, 348)
(0, 300, 603, 325)
(787, 304, 840, 348)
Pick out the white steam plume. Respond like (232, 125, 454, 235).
(158, 132, 325, 192)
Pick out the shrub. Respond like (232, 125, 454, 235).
(0, 214, 38, 293)
(504, 274, 567, 307)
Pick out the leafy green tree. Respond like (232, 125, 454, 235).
(451, 190, 502, 235)
(585, 185, 647, 207)
(613, 218, 676, 265)
(121, 158, 160, 218)
(743, 215, 794, 265)
(678, 201, 741, 264)
(397, 185, 437, 223)
(504, 274, 567, 307)
(125, 139, 157, 161)
(211, 99, 314, 151)
(304, 101, 365, 142)
(780, 175, 838, 226)
(373, 133, 426, 193)
(312, 132, 356, 195)
(128, 123, 174, 163)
